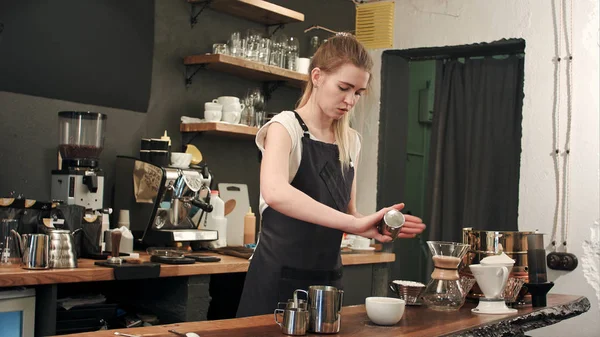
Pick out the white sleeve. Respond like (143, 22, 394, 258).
(255, 111, 303, 154)
(255, 110, 305, 184)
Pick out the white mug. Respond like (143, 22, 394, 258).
(213, 96, 240, 107)
(205, 102, 222, 111)
(222, 110, 241, 124)
(297, 58, 310, 74)
(222, 102, 245, 113)
(205, 109, 222, 122)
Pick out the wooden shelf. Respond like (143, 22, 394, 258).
(188, 0, 304, 25)
(184, 53, 308, 88)
(180, 122, 259, 138)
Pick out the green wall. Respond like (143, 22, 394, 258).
(391, 60, 435, 284)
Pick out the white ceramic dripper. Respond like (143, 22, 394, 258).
(469, 264, 517, 314)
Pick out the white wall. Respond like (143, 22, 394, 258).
(354, 0, 600, 335)
(352, 49, 384, 216)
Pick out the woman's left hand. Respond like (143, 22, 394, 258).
(396, 213, 426, 239)
(349, 203, 426, 241)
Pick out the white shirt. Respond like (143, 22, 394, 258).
(255, 110, 361, 214)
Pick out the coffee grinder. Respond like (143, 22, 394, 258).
(51, 111, 107, 212)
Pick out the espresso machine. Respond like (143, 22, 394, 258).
(113, 156, 217, 247)
(50, 111, 106, 212)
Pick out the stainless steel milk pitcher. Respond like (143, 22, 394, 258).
(295, 285, 344, 333)
(12, 230, 50, 269)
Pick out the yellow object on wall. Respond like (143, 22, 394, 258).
(355, 1, 394, 49)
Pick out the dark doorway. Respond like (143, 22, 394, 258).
(378, 39, 525, 285)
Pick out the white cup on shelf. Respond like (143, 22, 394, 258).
(297, 57, 310, 74)
(222, 109, 242, 124)
(205, 109, 222, 122)
(205, 102, 222, 111)
(214, 96, 240, 107)
(223, 102, 245, 113)
(204, 102, 223, 122)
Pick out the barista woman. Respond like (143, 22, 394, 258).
(236, 34, 426, 317)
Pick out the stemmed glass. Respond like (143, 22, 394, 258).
(242, 88, 266, 127)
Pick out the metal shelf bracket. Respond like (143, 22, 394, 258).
(185, 64, 207, 88)
(190, 0, 213, 28)
(266, 23, 285, 38)
(262, 80, 286, 101)
(182, 131, 202, 146)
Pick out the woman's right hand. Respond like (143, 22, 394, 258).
(349, 204, 405, 242)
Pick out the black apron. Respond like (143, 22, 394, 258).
(236, 111, 355, 317)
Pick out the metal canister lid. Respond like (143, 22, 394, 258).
(527, 233, 545, 250)
(384, 209, 405, 229)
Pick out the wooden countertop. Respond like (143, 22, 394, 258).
(0, 251, 394, 287)
(55, 294, 590, 337)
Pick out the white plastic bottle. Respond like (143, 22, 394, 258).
(206, 190, 227, 248)
(210, 190, 224, 218)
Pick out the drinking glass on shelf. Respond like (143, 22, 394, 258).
(0, 219, 19, 265)
(309, 36, 320, 58)
(250, 88, 265, 112)
(245, 29, 263, 62)
(241, 105, 255, 127)
(287, 36, 300, 71)
(255, 110, 265, 128)
(228, 31, 243, 58)
(268, 38, 281, 67)
(212, 43, 228, 55)
(258, 38, 271, 64)
(270, 33, 288, 68)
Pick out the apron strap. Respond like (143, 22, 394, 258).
(293, 111, 310, 138)
(292, 110, 353, 166)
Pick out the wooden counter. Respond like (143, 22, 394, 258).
(55, 294, 590, 337)
(0, 251, 394, 287)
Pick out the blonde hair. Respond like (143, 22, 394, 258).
(296, 34, 373, 171)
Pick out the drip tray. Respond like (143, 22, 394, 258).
(150, 255, 196, 265)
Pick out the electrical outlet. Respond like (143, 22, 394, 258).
(547, 252, 578, 271)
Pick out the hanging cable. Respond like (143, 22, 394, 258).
(562, 0, 574, 251)
(550, 0, 574, 252)
(550, 0, 563, 251)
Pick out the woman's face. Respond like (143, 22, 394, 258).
(312, 63, 370, 120)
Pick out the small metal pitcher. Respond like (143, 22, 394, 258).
(11, 230, 50, 269)
(274, 307, 308, 336)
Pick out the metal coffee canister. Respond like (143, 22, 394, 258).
(378, 209, 405, 240)
(461, 227, 535, 300)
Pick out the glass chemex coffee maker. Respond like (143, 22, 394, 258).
(51, 111, 107, 212)
(421, 241, 471, 311)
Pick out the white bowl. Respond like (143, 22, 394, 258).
(170, 152, 192, 168)
(365, 297, 405, 325)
